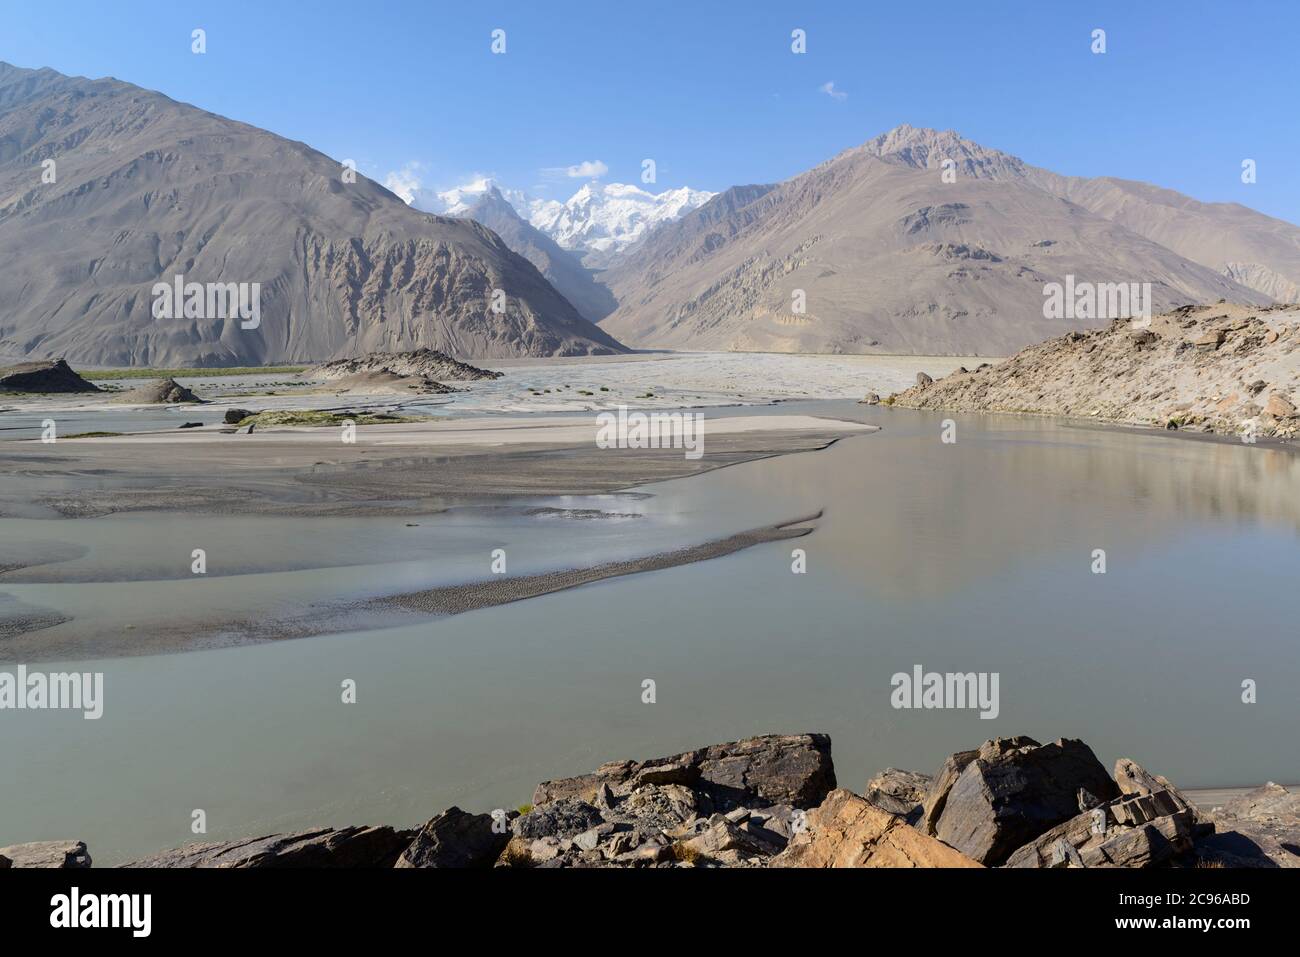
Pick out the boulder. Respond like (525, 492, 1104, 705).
(1196, 782, 1300, 868)
(224, 408, 255, 424)
(918, 747, 979, 835)
(774, 789, 982, 868)
(915, 372, 934, 387)
(1194, 329, 1226, 351)
(1265, 393, 1296, 418)
(397, 807, 509, 868)
(859, 393, 881, 405)
(0, 840, 91, 868)
(512, 800, 605, 840)
(1005, 788, 1205, 868)
(864, 767, 932, 822)
(125, 826, 413, 867)
(532, 733, 835, 811)
(1114, 757, 1193, 811)
(922, 737, 1120, 866)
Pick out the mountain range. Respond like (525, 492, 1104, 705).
(4, 59, 1300, 367)
(0, 61, 623, 366)
(599, 126, 1295, 355)
(409, 178, 715, 269)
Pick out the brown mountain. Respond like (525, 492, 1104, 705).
(0, 62, 625, 367)
(600, 126, 1278, 356)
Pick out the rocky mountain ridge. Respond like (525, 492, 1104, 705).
(0, 61, 625, 367)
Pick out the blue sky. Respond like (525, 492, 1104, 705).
(3, 0, 1297, 222)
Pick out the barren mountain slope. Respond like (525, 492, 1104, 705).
(600, 132, 1262, 355)
(0, 62, 625, 367)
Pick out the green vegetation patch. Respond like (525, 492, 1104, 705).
(64, 431, 123, 439)
(234, 410, 425, 427)
(90, 366, 306, 380)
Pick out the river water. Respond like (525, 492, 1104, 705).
(2, 400, 1298, 863)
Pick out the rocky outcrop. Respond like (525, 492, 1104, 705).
(919, 736, 1120, 866)
(111, 377, 201, 404)
(0, 840, 91, 868)
(532, 733, 836, 811)
(1196, 782, 1300, 868)
(123, 826, 414, 868)
(307, 349, 502, 382)
(396, 808, 510, 868)
(1005, 760, 1208, 868)
(0, 359, 99, 393)
(889, 303, 1300, 441)
(19, 732, 1291, 869)
(775, 789, 981, 868)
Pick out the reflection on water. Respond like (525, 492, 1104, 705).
(1, 401, 1298, 863)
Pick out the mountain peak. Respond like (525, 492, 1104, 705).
(860, 125, 1029, 180)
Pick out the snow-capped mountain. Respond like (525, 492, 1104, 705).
(405, 178, 715, 267)
(527, 183, 716, 265)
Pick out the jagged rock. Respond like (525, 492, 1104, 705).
(918, 748, 979, 835)
(126, 826, 412, 868)
(1197, 783, 1300, 868)
(916, 372, 934, 387)
(532, 733, 835, 811)
(1114, 758, 1193, 812)
(774, 789, 982, 868)
(0, 840, 91, 868)
(677, 817, 778, 866)
(1006, 788, 1205, 867)
(512, 799, 605, 840)
(396, 808, 509, 868)
(864, 768, 932, 823)
(224, 408, 255, 424)
(923, 737, 1120, 866)
(859, 393, 881, 405)
(0, 359, 99, 393)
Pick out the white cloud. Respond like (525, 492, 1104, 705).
(383, 161, 424, 204)
(820, 81, 847, 101)
(542, 159, 609, 180)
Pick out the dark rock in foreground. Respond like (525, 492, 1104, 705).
(0, 358, 99, 393)
(123, 826, 414, 868)
(919, 736, 1121, 866)
(396, 808, 509, 868)
(532, 732, 836, 812)
(17, 732, 1296, 869)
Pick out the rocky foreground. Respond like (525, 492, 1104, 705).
(3, 733, 1296, 869)
(883, 303, 1300, 441)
